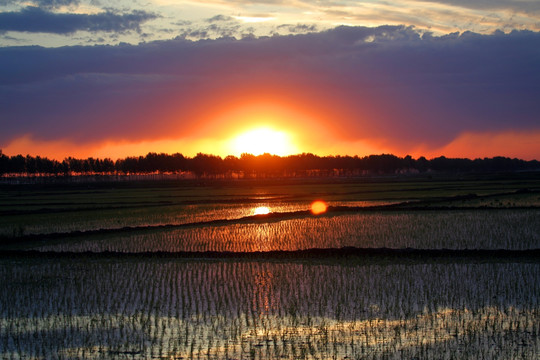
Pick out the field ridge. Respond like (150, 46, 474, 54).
(1, 247, 539, 263)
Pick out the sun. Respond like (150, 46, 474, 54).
(230, 127, 297, 156)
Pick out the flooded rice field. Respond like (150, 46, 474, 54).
(1, 177, 539, 359)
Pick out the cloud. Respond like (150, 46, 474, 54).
(0, 0, 81, 8)
(410, 0, 540, 12)
(0, 6, 157, 34)
(32, 0, 81, 10)
(206, 15, 234, 23)
(175, 15, 243, 40)
(1, 26, 539, 157)
(416, 130, 540, 160)
(276, 24, 317, 34)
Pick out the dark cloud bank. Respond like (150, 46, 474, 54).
(0, 6, 156, 34)
(0, 0, 82, 9)
(1, 26, 539, 150)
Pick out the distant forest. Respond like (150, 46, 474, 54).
(1, 151, 539, 178)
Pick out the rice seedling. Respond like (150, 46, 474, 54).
(0, 257, 537, 359)
(31, 209, 540, 253)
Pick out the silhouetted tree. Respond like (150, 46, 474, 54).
(1, 152, 539, 178)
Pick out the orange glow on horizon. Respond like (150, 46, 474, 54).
(1, 87, 364, 160)
(3, 116, 540, 162)
(194, 94, 346, 157)
(408, 130, 540, 161)
(311, 201, 327, 215)
(230, 127, 298, 156)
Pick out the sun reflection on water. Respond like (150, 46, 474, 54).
(311, 200, 327, 215)
(253, 206, 270, 215)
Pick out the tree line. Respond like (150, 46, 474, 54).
(1, 150, 539, 178)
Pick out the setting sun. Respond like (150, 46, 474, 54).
(230, 127, 297, 156)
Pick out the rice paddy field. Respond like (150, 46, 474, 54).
(0, 174, 539, 359)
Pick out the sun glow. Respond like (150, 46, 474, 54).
(231, 128, 297, 156)
(233, 15, 274, 23)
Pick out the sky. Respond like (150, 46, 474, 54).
(1, 0, 540, 160)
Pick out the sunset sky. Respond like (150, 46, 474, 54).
(1, 0, 540, 160)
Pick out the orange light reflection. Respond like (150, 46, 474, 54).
(253, 206, 271, 215)
(311, 200, 327, 215)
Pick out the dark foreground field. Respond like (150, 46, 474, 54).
(0, 174, 539, 359)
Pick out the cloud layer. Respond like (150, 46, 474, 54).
(1, 26, 539, 158)
(1, 0, 540, 47)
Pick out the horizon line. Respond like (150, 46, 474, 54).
(1, 150, 539, 163)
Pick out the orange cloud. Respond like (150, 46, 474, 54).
(4, 129, 540, 162)
(2, 135, 90, 160)
(412, 130, 540, 161)
(2, 134, 231, 160)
